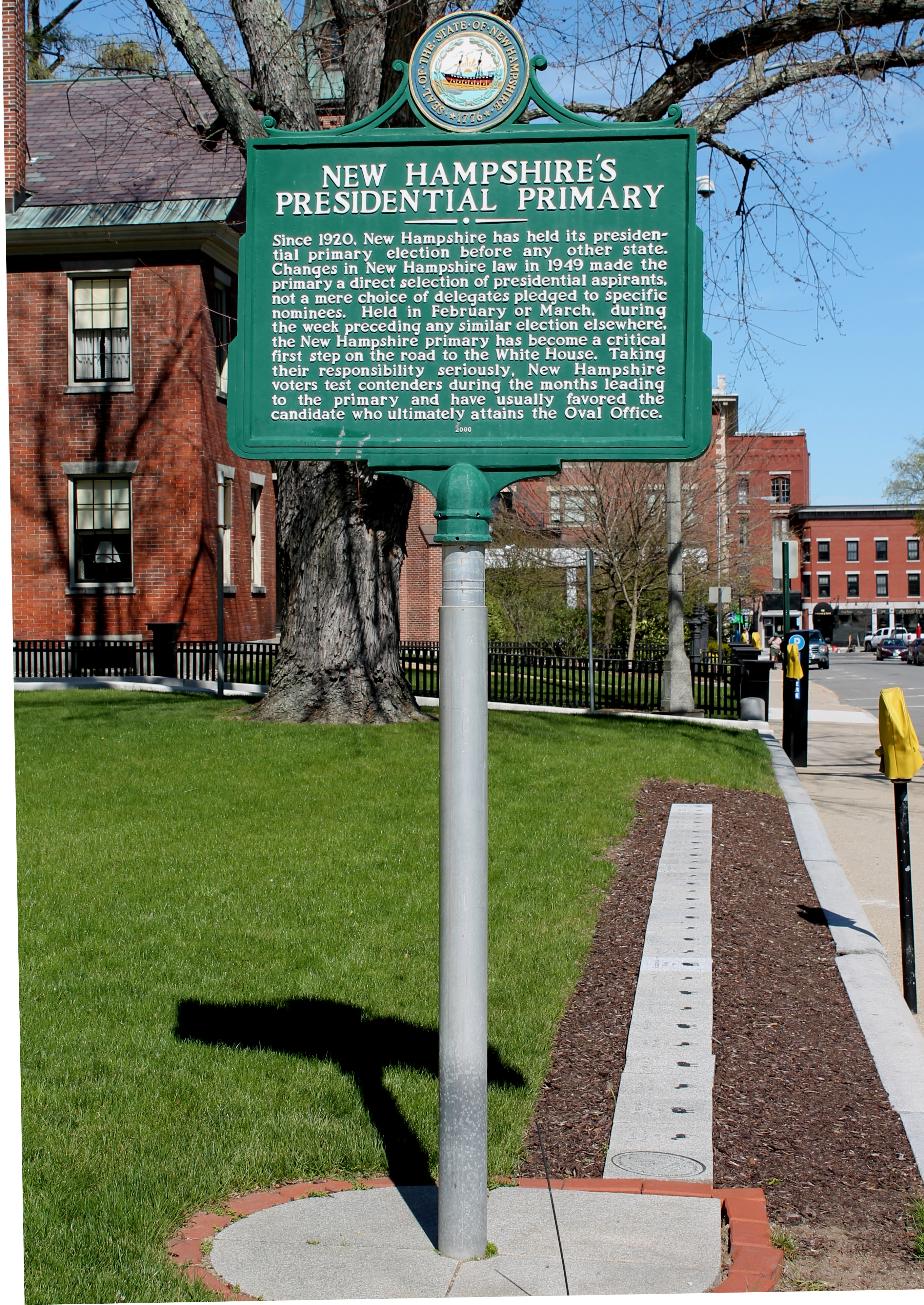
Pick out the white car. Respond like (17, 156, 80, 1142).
(865, 626, 912, 651)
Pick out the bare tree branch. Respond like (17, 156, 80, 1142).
(144, 0, 266, 144)
(622, 0, 924, 122)
(229, 0, 318, 128)
(692, 39, 924, 135)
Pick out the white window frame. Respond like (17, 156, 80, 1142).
(907, 537, 920, 562)
(769, 473, 791, 504)
(875, 571, 889, 597)
(816, 571, 831, 598)
(908, 571, 921, 598)
(61, 459, 138, 593)
(846, 572, 860, 597)
(66, 268, 134, 393)
(211, 266, 232, 398)
(250, 473, 265, 593)
(816, 537, 831, 562)
(217, 464, 235, 593)
(549, 487, 591, 528)
(874, 537, 889, 562)
(845, 538, 859, 563)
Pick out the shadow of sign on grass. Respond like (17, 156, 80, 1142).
(175, 997, 525, 1197)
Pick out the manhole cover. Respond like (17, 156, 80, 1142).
(608, 1151, 706, 1179)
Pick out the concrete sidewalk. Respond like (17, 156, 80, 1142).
(767, 669, 924, 1034)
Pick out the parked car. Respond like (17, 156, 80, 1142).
(807, 638, 830, 669)
(907, 637, 924, 666)
(866, 626, 911, 651)
(877, 636, 908, 660)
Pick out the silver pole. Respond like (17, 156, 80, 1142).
(662, 462, 695, 712)
(585, 547, 595, 712)
(438, 542, 488, 1260)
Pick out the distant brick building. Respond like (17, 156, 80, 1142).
(5, 12, 276, 643)
(791, 505, 924, 642)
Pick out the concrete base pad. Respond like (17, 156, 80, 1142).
(209, 1184, 722, 1298)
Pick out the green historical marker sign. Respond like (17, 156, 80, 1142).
(227, 15, 712, 481)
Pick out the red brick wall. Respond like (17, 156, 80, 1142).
(3, 0, 26, 203)
(795, 512, 923, 626)
(8, 253, 276, 641)
(400, 486, 440, 640)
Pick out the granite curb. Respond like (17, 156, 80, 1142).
(758, 725, 924, 1180)
(167, 1176, 782, 1298)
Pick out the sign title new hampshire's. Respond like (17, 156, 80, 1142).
(274, 159, 667, 218)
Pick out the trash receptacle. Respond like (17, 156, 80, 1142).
(732, 646, 770, 721)
(147, 622, 183, 678)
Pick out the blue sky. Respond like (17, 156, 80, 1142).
(60, 0, 924, 505)
(703, 112, 924, 506)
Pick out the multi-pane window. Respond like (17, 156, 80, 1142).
(817, 539, 830, 562)
(876, 573, 889, 597)
(846, 539, 859, 562)
(846, 573, 859, 597)
(802, 573, 812, 599)
(737, 476, 749, 505)
(909, 573, 921, 597)
(218, 473, 234, 584)
(549, 490, 588, 527)
(209, 269, 232, 396)
(875, 539, 888, 561)
(72, 277, 130, 382)
(908, 538, 920, 561)
(770, 475, 790, 504)
(817, 573, 831, 598)
(801, 539, 811, 564)
(251, 483, 263, 589)
(738, 516, 749, 548)
(73, 477, 132, 582)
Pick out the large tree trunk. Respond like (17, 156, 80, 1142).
(256, 463, 424, 723)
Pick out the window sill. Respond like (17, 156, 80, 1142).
(66, 382, 134, 395)
(223, 585, 237, 596)
(216, 391, 227, 405)
(67, 584, 136, 595)
(251, 585, 267, 596)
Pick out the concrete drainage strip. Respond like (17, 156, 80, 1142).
(605, 803, 715, 1185)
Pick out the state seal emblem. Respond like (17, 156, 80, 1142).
(408, 12, 530, 132)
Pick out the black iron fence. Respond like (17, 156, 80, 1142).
(14, 638, 742, 719)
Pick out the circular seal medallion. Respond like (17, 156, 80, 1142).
(408, 12, 530, 132)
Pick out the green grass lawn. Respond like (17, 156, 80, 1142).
(15, 690, 775, 1303)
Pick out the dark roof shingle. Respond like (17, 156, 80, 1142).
(24, 74, 246, 208)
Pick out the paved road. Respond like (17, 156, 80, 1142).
(816, 649, 924, 737)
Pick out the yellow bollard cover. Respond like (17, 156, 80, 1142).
(876, 686, 924, 780)
(785, 642, 803, 680)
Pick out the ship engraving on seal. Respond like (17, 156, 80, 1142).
(408, 12, 530, 131)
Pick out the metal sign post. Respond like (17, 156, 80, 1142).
(438, 538, 489, 1257)
(892, 780, 918, 1012)
(226, 10, 713, 1260)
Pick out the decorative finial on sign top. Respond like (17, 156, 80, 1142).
(262, 115, 277, 131)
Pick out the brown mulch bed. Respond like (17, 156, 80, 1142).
(519, 780, 924, 1288)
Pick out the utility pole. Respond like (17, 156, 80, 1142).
(714, 379, 729, 664)
(662, 462, 695, 712)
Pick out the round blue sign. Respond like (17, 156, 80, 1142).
(788, 634, 805, 650)
(408, 13, 531, 133)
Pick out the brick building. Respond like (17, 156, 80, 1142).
(5, 6, 276, 643)
(791, 505, 924, 643)
(397, 379, 813, 642)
